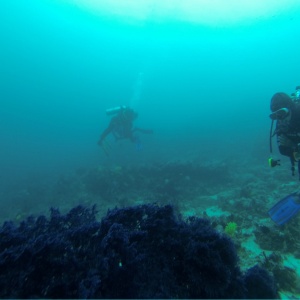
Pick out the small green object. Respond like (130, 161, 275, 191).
(224, 222, 237, 236)
(268, 157, 272, 167)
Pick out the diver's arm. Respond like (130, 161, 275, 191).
(98, 127, 110, 145)
(98, 119, 116, 145)
(278, 145, 293, 158)
(277, 134, 294, 158)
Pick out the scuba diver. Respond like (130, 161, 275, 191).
(269, 89, 300, 174)
(268, 87, 300, 225)
(97, 106, 153, 154)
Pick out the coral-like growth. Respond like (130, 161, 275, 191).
(225, 221, 238, 236)
(0, 204, 277, 299)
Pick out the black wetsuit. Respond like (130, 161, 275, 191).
(275, 102, 300, 158)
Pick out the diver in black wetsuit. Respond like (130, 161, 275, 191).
(269, 89, 300, 177)
(98, 106, 153, 147)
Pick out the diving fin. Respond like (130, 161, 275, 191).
(268, 191, 300, 225)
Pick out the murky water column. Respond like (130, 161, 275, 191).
(130, 71, 144, 110)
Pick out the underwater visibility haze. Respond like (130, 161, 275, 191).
(1, 0, 300, 298)
(1, 0, 300, 182)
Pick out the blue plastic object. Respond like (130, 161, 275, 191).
(268, 192, 300, 225)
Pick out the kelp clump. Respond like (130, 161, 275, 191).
(0, 204, 277, 299)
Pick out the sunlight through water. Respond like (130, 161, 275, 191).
(67, 0, 300, 26)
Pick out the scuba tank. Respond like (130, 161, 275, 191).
(106, 106, 127, 116)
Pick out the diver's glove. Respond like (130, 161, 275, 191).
(293, 152, 300, 161)
(293, 143, 300, 161)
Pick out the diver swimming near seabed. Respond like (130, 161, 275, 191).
(97, 105, 153, 155)
(268, 87, 300, 177)
(268, 86, 300, 225)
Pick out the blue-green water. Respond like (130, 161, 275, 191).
(1, 0, 300, 187)
(1, 3, 300, 297)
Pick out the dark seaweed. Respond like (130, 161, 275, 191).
(0, 204, 277, 299)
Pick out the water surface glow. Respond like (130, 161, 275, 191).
(69, 0, 300, 26)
